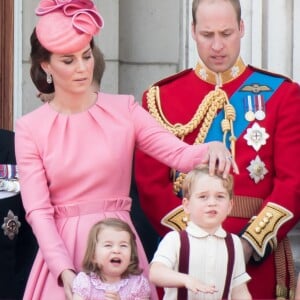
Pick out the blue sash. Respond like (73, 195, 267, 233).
(204, 71, 285, 147)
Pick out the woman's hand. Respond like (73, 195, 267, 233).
(60, 269, 77, 300)
(203, 141, 239, 177)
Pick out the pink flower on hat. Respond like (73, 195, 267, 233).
(36, 0, 103, 36)
(34, 0, 104, 54)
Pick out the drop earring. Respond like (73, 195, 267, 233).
(46, 73, 52, 84)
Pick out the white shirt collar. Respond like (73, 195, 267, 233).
(186, 221, 227, 238)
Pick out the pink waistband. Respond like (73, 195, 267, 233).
(54, 197, 132, 218)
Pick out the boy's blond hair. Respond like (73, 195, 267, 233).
(182, 164, 234, 199)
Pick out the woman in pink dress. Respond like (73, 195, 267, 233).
(15, 1, 236, 299)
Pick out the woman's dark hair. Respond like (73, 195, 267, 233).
(30, 28, 53, 94)
(30, 27, 95, 94)
(92, 45, 105, 89)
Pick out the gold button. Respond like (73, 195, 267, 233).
(255, 227, 261, 233)
(259, 221, 266, 228)
(263, 217, 269, 223)
(266, 212, 273, 218)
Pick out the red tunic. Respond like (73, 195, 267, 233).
(134, 63, 300, 299)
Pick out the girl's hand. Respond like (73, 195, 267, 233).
(104, 290, 121, 300)
(60, 269, 76, 300)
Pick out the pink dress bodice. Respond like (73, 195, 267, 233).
(72, 272, 151, 300)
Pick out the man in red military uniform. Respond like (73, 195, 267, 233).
(134, 0, 300, 298)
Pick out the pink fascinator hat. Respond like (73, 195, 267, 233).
(35, 0, 104, 54)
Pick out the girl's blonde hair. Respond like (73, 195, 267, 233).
(182, 164, 234, 199)
(82, 218, 142, 280)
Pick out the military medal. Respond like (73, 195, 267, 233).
(247, 155, 268, 183)
(1, 210, 21, 240)
(244, 95, 255, 121)
(0, 164, 20, 195)
(244, 122, 269, 151)
(255, 95, 266, 120)
(0, 179, 20, 192)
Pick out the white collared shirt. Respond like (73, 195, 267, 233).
(151, 221, 251, 300)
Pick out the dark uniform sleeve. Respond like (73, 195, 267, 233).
(0, 129, 38, 299)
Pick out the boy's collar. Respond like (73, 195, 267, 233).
(187, 221, 226, 238)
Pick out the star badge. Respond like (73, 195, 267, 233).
(244, 122, 270, 151)
(1, 210, 21, 240)
(247, 155, 268, 183)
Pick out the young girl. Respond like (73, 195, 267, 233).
(72, 218, 151, 300)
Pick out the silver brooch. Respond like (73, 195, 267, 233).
(1, 210, 21, 240)
(244, 122, 269, 151)
(247, 155, 268, 183)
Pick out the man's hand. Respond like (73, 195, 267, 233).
(240, 237, 254, 263)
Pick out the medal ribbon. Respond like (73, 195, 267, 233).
(0, 164, 18, 179)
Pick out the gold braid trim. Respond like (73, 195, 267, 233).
(242, 203, 293, 258)
(146, 86, 236, 194)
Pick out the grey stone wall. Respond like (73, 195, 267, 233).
(118, 0, 180, 102)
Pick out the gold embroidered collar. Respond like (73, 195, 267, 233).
(194, 57, 246, 87)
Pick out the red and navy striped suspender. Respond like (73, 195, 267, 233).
(177, 230, 235, 300)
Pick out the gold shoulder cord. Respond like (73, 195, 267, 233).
(146, 86, 236, 194)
